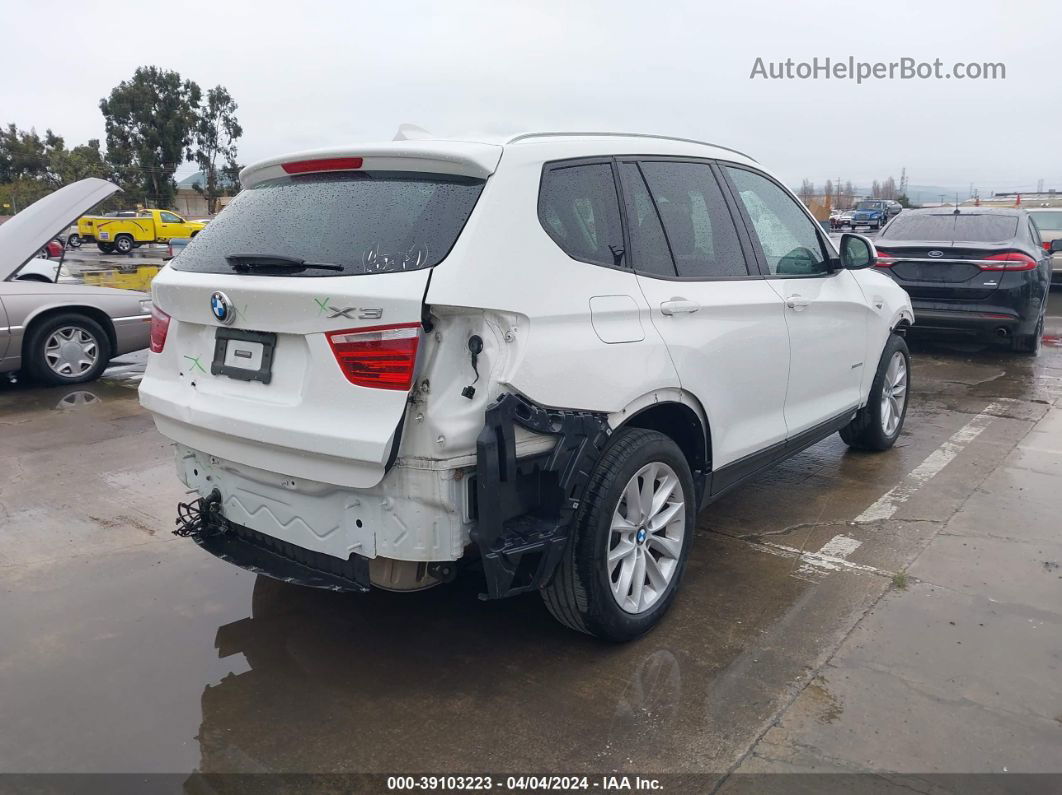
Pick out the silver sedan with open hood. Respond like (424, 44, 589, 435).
(1, 179, 152, 384)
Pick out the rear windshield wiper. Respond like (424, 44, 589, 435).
(224, 253, 345, 272)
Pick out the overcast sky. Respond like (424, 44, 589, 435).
(4, 0, 1057, 197)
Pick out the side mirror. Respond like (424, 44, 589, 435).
(840, 233, 875, 270)
(1050, 238, 1062, 254)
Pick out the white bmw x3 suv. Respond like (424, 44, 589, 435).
(140, 131, 913, 641)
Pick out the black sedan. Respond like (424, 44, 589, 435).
(873, 207, 1061, 354)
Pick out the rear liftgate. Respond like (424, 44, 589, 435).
(473, 393, 611, 599)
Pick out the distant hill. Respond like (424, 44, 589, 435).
(790, 181, 977, 206)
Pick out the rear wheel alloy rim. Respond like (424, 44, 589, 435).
(607, 462, 686, 615)
(880, 351, 907, 437)
(44, 326, 98, 377)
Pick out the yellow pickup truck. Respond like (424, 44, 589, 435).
(76, 209, 207, 254)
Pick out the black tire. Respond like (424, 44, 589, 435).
(24, 312, 111, 386)
(190, 229, 200, 237)
(97, 242, 116, 254)
(840, 333, 910, 451)
(541, 428, 695, 642)
(1012, 313, 1043, 355)
(114, 234, 134, 254)
(68, 233, 82, 248)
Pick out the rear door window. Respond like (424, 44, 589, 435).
(172, 171, 485, 277)
(637, 161, 749, 278)
(539, 162, 626, 267)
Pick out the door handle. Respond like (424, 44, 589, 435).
(785, 294, 811, 311)
(660, 299, 701, 316)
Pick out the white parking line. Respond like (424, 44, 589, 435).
(756, 534, 889, 578)
(854, 401, 1007, 523)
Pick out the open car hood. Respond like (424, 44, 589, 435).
(0, 178, 120, 281)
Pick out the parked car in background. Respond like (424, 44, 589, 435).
(831, 208, 855, 229)
(1027, 208, 1062, 284)
(76, 208, 206, 254)
(885, 200, 903, 219)
(1, 179, 152, 384)
(165, 237, 192, 261)
(874, 207, 1056, 353)
(41, 238, 63, 259)
(852, 200, 889, 230)
(140, 131, 913, 641)
(17, 253, 66, 283)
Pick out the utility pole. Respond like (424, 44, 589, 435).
(899, 167, 908, 196)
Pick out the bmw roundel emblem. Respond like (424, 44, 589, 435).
(210, 291, 235, 325)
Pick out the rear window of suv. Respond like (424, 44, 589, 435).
(880, 213, 1018, 242)
(171, 171, 485, 277)
(1029, 211, 1062, 232)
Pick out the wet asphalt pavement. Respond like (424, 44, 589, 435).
(1, 292, 1061, 785)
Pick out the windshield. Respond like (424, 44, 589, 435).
(879, 213, 1019, 242)
(856, 201, 882, 210)
(1028, 211, 1062, 232)
(171, 171, 485, 277)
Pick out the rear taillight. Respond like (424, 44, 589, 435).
(979, 252, 1038, 271)
(149, 306, 171, 353)
(326, 323, 420, 390)
(282, 157, 363, 175)
(874, 248, 897, 267)
(1043, 241, 1052, 253)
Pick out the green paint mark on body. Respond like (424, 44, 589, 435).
(183, 355, 207, 373)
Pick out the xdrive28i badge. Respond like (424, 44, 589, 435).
(210, 291, 236, 325)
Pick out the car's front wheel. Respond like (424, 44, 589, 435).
(542, 428, 695, 642)
(840, 333, 910, 451)
(25, 313, 111, 386)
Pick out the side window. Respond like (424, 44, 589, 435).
(617, 162, 676, 277)
(539, 163, 625, 267)
(160, 211, 182, 223)
(725, 167, 830, 276)
(639, 161, 749, 278)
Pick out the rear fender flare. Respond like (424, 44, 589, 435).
(609, 388, 712, 503)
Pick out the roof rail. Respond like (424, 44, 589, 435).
(505, 131, 757, 163)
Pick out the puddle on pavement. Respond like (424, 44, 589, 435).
(0, 527, 831, 774)
(0, 378, 138, 414)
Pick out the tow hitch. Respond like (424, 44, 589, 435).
(174, 489, 224, 539)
